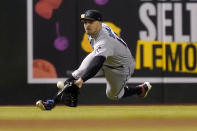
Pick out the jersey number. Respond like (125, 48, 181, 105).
(105, 26, 127, 46)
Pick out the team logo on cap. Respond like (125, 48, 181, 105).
(81, 14, 85, 19)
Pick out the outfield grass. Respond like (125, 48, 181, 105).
(0, 105, 197, 131)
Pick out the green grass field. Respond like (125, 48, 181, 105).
(0, 105, 197, 131)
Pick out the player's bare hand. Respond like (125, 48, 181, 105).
(75, 77, 83, 88)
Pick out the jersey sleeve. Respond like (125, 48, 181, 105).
(93, 39, 113, 58)
(81, 56, 106, 82)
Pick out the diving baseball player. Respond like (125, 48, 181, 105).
(36, 10, 152, 110)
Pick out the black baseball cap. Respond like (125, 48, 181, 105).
(80, 10, 102, 21)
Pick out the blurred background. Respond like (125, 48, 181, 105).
(1, 0, 197, 105)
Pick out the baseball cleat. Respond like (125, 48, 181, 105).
(36, 99, 55, 110)
(137, 82, 152, 98)
(36, 100, 45, 110)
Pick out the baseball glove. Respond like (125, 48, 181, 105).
(55, 78, 80, 107)
(60, 84, 80, 107)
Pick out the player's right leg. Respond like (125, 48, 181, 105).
(36, 99, 55, 110)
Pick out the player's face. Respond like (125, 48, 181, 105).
(82, 20, 101, 37)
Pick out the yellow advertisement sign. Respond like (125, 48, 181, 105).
(136, 40, 197, 73)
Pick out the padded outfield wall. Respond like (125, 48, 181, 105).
(1, 0, 197, 105)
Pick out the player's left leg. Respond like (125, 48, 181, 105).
(104, 66, 152, 100)
(103, 66, 131, 100)
(105, 79, 152, 100)
(122, 82, 152, 98)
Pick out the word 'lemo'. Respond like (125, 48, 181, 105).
(135, 41, 197, 73)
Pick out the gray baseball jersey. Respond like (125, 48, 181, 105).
(72, 23, 135, 100)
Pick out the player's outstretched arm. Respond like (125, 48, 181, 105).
(81, 55, 106, 82)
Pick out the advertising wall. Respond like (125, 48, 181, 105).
(28, 0, 197, 84)
(1, 0, 197, 105)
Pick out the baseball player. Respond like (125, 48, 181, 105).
(36, 10, 152, 110)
